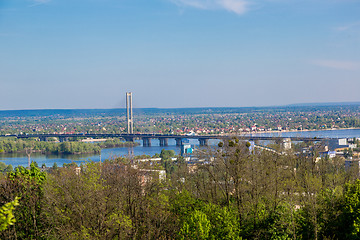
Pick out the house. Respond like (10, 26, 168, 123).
(281, 138, 292, 150)
(138, 169, 166, 186)
(319, 151, 337, 159)
(326, 138, 355, 151)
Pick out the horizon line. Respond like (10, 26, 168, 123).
(1, 101, 360, 112)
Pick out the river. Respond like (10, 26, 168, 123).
(0, 139, 214, 167)
(1, 129, 360, 167)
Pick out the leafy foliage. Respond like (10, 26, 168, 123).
(0, 162, 47, 239)
(0, 142, 360, 239)
(0, 197, 19, 232)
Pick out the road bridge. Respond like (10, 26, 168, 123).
(0, 133, 329, 147)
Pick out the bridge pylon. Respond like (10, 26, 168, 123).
(126, 92, 134, 134)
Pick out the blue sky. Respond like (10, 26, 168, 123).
(1, 0, 360, 110)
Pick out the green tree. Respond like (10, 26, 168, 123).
(52, 162, 58, 170)
(179, 209, 211, 240)
(338, 180, 360, 239)
(0, 197, 20, 232)
(4, 165, 13, 173)
(160, 149, 175, 160)
(0, 162, 47, 239)
(0, 162, 6, 172)
(45, 162, 133, 239)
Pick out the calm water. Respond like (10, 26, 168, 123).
(1, 129, 360, 167)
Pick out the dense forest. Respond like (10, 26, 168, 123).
(1, 140, 360, 239)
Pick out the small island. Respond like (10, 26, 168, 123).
(0, 138, 139, 155)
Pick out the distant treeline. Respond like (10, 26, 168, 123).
(0, 138, 138, 155)
(1, 103, 360, 118)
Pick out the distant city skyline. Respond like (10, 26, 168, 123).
(1, 0, 360, 110)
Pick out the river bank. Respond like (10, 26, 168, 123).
(2, 129, 360, 167)
(248, 127, 360, 135)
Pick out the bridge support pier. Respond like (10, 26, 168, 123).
(175, 138, 182, 147)
(59, 137, 69, 142)
(159, 138, 168, 147)
(143, 138, 152, 147)
(39, 136, 47, 142)
(124, 137, 135, 142)
(199, 138, 209, 146)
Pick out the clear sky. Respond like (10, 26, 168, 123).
(1, 0, 360, 110)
